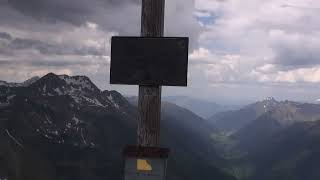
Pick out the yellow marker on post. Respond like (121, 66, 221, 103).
(137, 159, 152, 171)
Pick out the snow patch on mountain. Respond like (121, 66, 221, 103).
(59, 75, 95, 91)
(0, 94, 16, 107)
(5, 129, 23, 148)
(43, 84, 47, 93)
(54, 88, 63, 95)
(21, 76, 40, 86)
(7, 94, 15, 101)
(107, 94, 120, 109)
(264, 97, 276, 101)
(72, 115, 81, 125)
(44, 114, 53, 124)
(0, 81, 7, 86)
(0, 76, 39, 87)
(81, 96, 106, 107)
(80, 128, 87, 145)
(0, 81, 19, 87)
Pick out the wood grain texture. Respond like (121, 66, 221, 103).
(138, 86, 162, 146)
(141, 0, 165, 37)
(137, 0, 165, 146)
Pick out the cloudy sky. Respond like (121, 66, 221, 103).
(0, 0, 319, 104)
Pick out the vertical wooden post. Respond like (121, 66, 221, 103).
(137, 0, 165, 146)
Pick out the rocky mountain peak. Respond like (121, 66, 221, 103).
(263, 97, 277, 102)
(0, 73, 128, 112)
(0, 73, 235, 180)
(58, 74, 99, 92)
(30, 73, 101, 97)
(245, 97, 280, 115)
(21, 76, 40, 86)
(259, 97, 279, 111)
(0, 76, 39, 87)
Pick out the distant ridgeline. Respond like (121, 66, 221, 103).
(0, 73, 235, 180)
(3, 73, 317, 180)
(209, 97, 320, 180)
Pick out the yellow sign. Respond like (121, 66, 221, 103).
(137, 159, 152, 171)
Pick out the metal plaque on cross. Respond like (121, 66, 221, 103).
(110, 36, 189, 86)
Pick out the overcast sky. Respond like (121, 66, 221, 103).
(0, 0, 319, 104)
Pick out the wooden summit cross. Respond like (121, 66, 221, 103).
(110, 0, 189, 148)
(110, 0, 188, 179)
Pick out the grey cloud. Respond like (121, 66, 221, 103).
(4, 0, 200, 44)
(274, 47, 319, 68)
(7, 0, 139, 25)
(165, 0, 201, 49)
(271, 39, 320, 68)
(1, 32, 105, 56)
(0, 32, 12, 40)
(0, 0, 201, 60)
(10, 38, 46, 50)
(0, 0, 202, 95)
(281, 4, 320, 10)
(0, 0, 140, 39)
(0, 58, 104, 67)
(0, 46, 13, 55)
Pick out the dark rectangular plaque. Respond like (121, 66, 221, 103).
(110, 36, 189, 86)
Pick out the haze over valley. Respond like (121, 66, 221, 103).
(1, 74, 320, 180)
(1, 0, 320, 179)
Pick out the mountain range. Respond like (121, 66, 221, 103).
(0, 73, 235, 180)
(162, 96, 237, 118)
(209, 97, 320, 180)
(2, 73, 320, 180)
